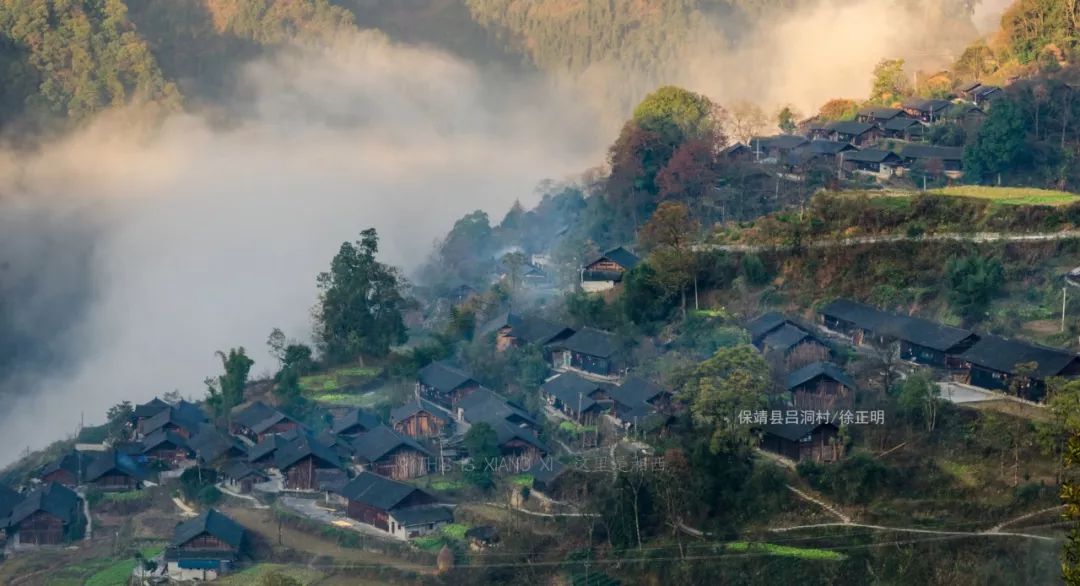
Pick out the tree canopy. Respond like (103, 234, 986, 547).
(315, 228, 408, 363)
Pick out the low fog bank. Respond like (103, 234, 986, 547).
(0, 33, 609, 463)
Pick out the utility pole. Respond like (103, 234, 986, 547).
(1063, 286, 1068, 333)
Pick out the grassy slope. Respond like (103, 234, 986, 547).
(931, 185, 1080, 206)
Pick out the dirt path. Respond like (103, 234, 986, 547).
(695, 229, 1080, 253)
(786, 485, 851, 524)
(770, 521, 1060, 542)
(989, 505, 1065, 533)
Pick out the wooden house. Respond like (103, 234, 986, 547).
(960, 82, 1002, 107)
(188, 425, 248, 467)
(274, 434, 344, 491)
(882, 117, 925, 140)
(842, 149, 904, 179)
(749, 135, 809, 161)
(746, 312, 791, 345)
(332, 409, 382, 438)
(5, 483, 85, 546)
(481, 311, 574, 353)
(139, 402, 207, 439)
(139, 429, 192, 467)
(165, 509, 246, 582)
(819, 298, 901, 346)
(246, 431, 295, 469)
(339, 471, 451, 540)
(826, 120, 880, 146)
(786, 362, 857, 410)
(581, 247, 640, 292)
(219, 460, 269, 495)
(416, 361, 481, 408)
(891, 316, 977, 368)
(957, 335, 1080, 401)
(84, 449, 146, 492)
(540, 372, 612, 424)
(901, 98, 954, 122)
(38, 451, 92, 488)
(720, 142, 752, 162)
(758, 423, 841, 463)
(231, 401, 299, 441)
(550, 327, 618, 378)
(132, 397, 170, 431)
(489, 420, 548, 471)
(351, 425, 432, 480)
(391, 398, 452, 439)
(758, 323, 831, 370)
(856, 107, 908, 128)
(457, 387, 538, 431)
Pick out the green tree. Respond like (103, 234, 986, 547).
(632, 86, 719, 146)
(464, 422, 500, 488)
(105, 401, 134, 442)
(776, 105, 800, 134)
(945, 255, 1004, 323)
(682, 344, 771, 451)
(963, 98, 1028, 182)
(638, 201, 701, 315)
(896, 373, 941, 432)
(869, 59, 911, 104)
(316, 228, 408, 363)
(205, 348, 254, 419)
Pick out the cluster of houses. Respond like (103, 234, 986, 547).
(745, 297, 1080, 465)
(729, 87, 1004, 181)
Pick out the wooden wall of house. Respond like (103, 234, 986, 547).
(792, 379, 853, 411)
(373, 449, 429, 480)
(284, 456, 319, 490)
(15, 511, 65, 545)
(496, 328, 516, 352)
(94, 473, 137, 491)
(798, 428, 841, 462)
(347, 500, 390, 531)
(499, 440, 543, 471)
(394, 413, 444, 439)
(180, 534, 234, 553)
(42, 469, 77, 488)
(570, 352, 611, 376)
(585, 260, 625, 273)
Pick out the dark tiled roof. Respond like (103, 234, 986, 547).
(972, 85, 1001, 98)
(507, 314, 575, 346)
(884, 117, 923, 131)
(333, 409, 381, 435)
(0, 484, 21, 519)
(40, 451, 92, 481)
(189, 425, 248, 464)
(958, 81, 982, 92)
(560, 327, 616, 358)
(902, 98, 953, 113)
(418, 361, 477, 393)
(746, 312, 788, 341)
(751, 135, 809, 150)
(143, 403, 206, 435)
(527, 459, 567, 485)
(902, 143, 962, 163)
(171, 509, 245, 549)
(350, 425, 431, 463)
(490, 420, 548, 453)
(541, 373, 608, 411)
(392, 505, 453, 526)
(611, 376, 668, 406)
(232, 401, 281, 430)
(887, 315, 974, 351)
(315, 468, 349, 493)
(250, 411, 297, 435)
(339, 471, 431, 511)
(219, 459, 267, 481)
(760, 422, 836, 442)
(827, 120, 875, 136)
(843, 149, 903, 164)
(85, 449, 146, 482)
(458, 387, 536, 427)
(8, 482, 81, 527)
(803, 140, 857, 155)
(858, 107, 905, 120)
(588, 247, 640, 270)
(820, 298, 899, 331)
(274, 433, 343, 471)
(786, 362, 857, 391)
(959, 335, 1080, 378)
(133, 397, 170, 419)
(247, 433, 292, 464)
(140, 429, 190, 454)
(391, 398, 452, 424)
(760, 323, 816, 352)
